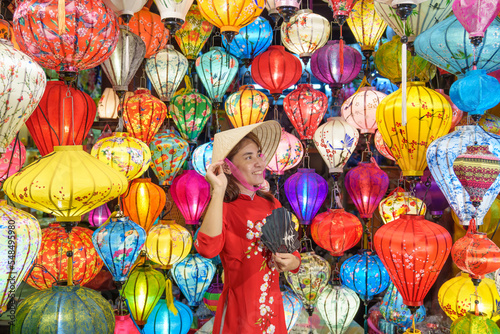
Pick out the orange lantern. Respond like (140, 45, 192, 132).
(122, 178, 167, 233)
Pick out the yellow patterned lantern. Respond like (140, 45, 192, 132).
(378, 192, 426, 224)
(4, 146, 128, 222)
(175, 4, 213, 61)
(347, 0, 387, 57)
(91, 132, 151, 181)
(438, 272, 500, 321)
(479, 113, 500, 135)
(376, 82, 452, 177)
(225, 85, 270, 128)
(146, 219, 192, 269)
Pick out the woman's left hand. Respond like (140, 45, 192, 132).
(272, 253, 300, 273)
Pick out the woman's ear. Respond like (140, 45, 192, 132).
(222, 162, 231, 175)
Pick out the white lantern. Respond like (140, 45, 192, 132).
(97, 88, 133, 119)
(317, 284, 360, 334)
(102, 0, 148, 22)
(154, 0, 194, 34)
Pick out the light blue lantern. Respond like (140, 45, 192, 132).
(380, 283, 426, 330)
(449, 69, 500, 117)
(282, 289, 303, 332)
(92, 215, 147, 286)
(414, 16, 500, 76)
(222, 17, 272, 68)
(426, 125, 500, 226)
(340, 250, 390, 301)
(171, 253, 216, 307)
(143, 298, 193, 334)
(192, 141, 213, 177)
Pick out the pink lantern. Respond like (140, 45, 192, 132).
(435, 89, 463, 131)
(453, 0, 500, 46)
(88, 203, 111, 228)
(114, 314, 140, 334)
(267, 129, 304, 175)
(0, 138, 26, 183)
(374, 130, 395, 161)
(171, 170, 211, 225)
(341, 87, 387, 134)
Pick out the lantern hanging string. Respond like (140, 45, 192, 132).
(401, 20, 408, 126)
(330, 181, 343, 209)
(273, 175, 281, 200)
(62, 85, 75, 145)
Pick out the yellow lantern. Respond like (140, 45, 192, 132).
(91, 132, 151, 181)
(97, 88, 134, 119)
(4, 146, 128, 222)
(225, 85, 269, 128)
(376, 82, 452, 177)
(175, 4, 213, 61)
(378, 192, 426, 224)
(438, 272, 500, 321)
(145, 219, 192, 269)
(346, 0, 387, 57)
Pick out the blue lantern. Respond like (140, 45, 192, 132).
(415, 16, 500, 76)
(222, 17, 272, 68)
(92, 215, 147, 285)
(426, 125, 500, 226)
(449, 69, 500, 117)
(284, 168, 328, 225)
(171, 253, 216, 307)
(282, 289, 303, 332)
(380, 283, 426, 330)
(340, 250, 390, 301)
(192, 141, 213, 177)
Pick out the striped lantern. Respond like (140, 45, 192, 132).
(203, 282, 223, 315)
(317, 284, 360, 334)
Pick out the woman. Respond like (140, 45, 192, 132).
(195, 121, 301, 334)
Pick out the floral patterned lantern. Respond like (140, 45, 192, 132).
(317, 284, 360, 334)
(13, 0, 120, 78)
(146, 219, 192, 268)
(450, 312, 500, 333)
(225, 85, 269, 128)
(373, 215, 452, 307)
(149, 129, 190, 187)
(282, 289, 303, 331)
(379, 192, 426, 224)
(203, 282, 224, 315)
(311, 209, 363, 257)
(285, 251, 331, 315)
(341, 87, 387, 134)
(380, 282, 426, 330)
(88, 203, 111, 228)
(347, 0, 387, 57)
(92, 215, 147, 285)
(435, 89, 463, 130)
(154, 0, 194, 34)
(97, 88, 133, 119)
(122, 88, 167, 144)
(374, 130, 395, 161)
(192, 141, 213, 177)
(267, 129, 303, 175)
(171, 170, 210, 225)
(453, 0, 500, 47)
(26, 81, 96, 156)
(479, 113, 500, 135)
(92, 132, 151, 181)
(26, 224, 103, 290)
(328, 0, 357, 24)
(144, 292, 193, 334)
(102, 0, 148, 22)
(0, 138, 26, 183)
(175, 4, 213, 61)
(414, 170, 449, 219)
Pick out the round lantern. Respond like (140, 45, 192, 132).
(285, 251, 331, 315)
(92, 215, 147, 285)
(379, 192, 426, 224)
(282, 289, 303, 331)
(317, 284, 360, 334)
(414, 170, 449, 219)
(171, 170, 211, 225)
(283, 84, 328, 141)
(453, 0, 500, 47)
(175, 4, 213, 61)
(123, 88, 167, 144)
(346, 0, 387, 56)
(373, 215, 452, 307)
(311, 209, 363, 257)
(13, 285, 115, 334)
(143, 296, 193, 334)
(123, 263, 166, 327)
(225, 85, 269, 128)
(376, 81, 452, 177)
(267, 129, 303, 175)
(115, 313, 141, 334)
(0, 138, 26, 183)
(192, 141, 213, 177)
(154, 0, 194, 35)
(92, 132, 151, 181)
(439, 272, 500, 321)
(203, 282, 224, 315)
(13, 0, 119, 76)
(26, 81, 97, 156)
(374, 130, 395, 161)
(345, 160, 389, 219)
(97, 88, 134, 119)
(146, 45, 189, 102)
(480, 113, 500, 135)
(146, 219, 192, 268)
(284, 168, 328, 225)
(4, 145, 128, 222)
(450, 312, 500, 333)
(251, 45, 303, 100)
(313, 117, 360, 175)
(171, 253, 216, 307)
(103, 0, 147, 22)
(0, 200, 41, 313)
(341, 87, 387, 134)
(380, 282, 426, 330)
(435, 89, 463, 130)
(88, 203, 111, 228)
(149, 129, 190, 187)
(281, 10, 330, 64)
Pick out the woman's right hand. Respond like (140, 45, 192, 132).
(205, 160, 228, 193)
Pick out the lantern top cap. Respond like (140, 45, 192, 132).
(297, 168, 316, 173)
(54, 145, 84, 152)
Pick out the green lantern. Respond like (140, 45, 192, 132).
(451, 312, 500, 334)
(13, 285, 115, 334)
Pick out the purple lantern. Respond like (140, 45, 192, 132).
(284, 168, 328, 225)
(88, 203, 111, 227)
(171, 170, 211, 225)
(415, 170, 449, 219)
(345, 159, 389, 219)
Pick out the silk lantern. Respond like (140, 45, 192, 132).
(97, 88, 134, 119)
(341, 87, 387, 133)
(203, 282, 224, 315)
(122, 178, 167, 233)
(13, 0, 119, 77)
(379, 192, 426, 224)
(192, 141, 213, 177)
(328, 0, 357, 24)
(380, 282, 426, 330)
(146, 220, 192, 269)
(347, 0, 387, 57)
(143, 293, 193, 334)
(373, 215, 452, 307)
(282, 289, 303, 331)
(480, 113, 500, 135)
(317, 284, 360, 334)
(225, 85, 269, 128)
(376, 81, 452, 177)
(311, 209, 363, 257)
(122, 88, 167, 144)
(170, 170, 210, 225)
(414, 170, 449, 219)
(103, 0, 148, 22)
(92, 215, 147, 285)
(453, 0, 500, 46)
(345, 160, 389, 219)
(154, 0, 194, 34)
(88, 203, 111, 228)
(450, 312, 500, 333)
(175, 4, 213, 61)
(374, 129, 395, 161)
(114, 313, 140, 334)
(284, 169, 328, 225)
(4, 146, 128, 222)
(0, 138, 26, 183)
(267, 130, 303, 175)
(26, 81, 96, 156)
(435, 89, 463, 130)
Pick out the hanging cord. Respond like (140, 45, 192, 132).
(273, 174, 281, 200)
(329, 181, 343, 209)
(302, 144, 310, 168)
(62, 84, 75, 145)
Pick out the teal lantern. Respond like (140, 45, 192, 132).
(380, 282, 426, 330)
(192, 141, 213, 177)
(13, 285, 115, 334)
(149, 129, 190, 187)
(171, 253, 216, 307)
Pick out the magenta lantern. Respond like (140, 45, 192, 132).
(453, 0, 500, 46)
(114, 314, 140, 334)
(345, 159, 389, 219)
(171, 170, 211, 225)
(88, 203, 112, 228)
(0, 137, 26, 183)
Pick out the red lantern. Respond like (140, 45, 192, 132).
(283, 84, 328, 141)
(171, 170, 211, 225)
(311, 209, 363, 257)
(373, 215, 452, 308)
(25, 81, 97, 156)
(251, 45, 302, 101)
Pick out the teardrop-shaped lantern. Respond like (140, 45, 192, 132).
(103, 0, 148, 22)
(88, 203, 111, 228)
(175, 4, 213, 61)
(97, 88, 134, 119)
(317, 284, 360, 334)
(0, 138, 26, 184)
(282, 289, 303, 331)
(380, 282, 426, 330)
(171, 170, 210, 225)
(453, 0, 500, 47)
(374, 129, 395, 161)
(341, 87, 387, 134)
(347, 0, 387, 57)
(267, 129, 303, 175)
(192, 141, 213, 177)
(145, 219, 192, 268)
(154, 0, 194, 34)
(378, 192, 426, 224)
(225, 85, 269, 128)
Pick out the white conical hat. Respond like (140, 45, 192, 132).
(212, 121, 282, 166)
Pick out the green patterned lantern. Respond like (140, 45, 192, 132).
(450, 312, 500, 334)
(13, 285, 115, 334)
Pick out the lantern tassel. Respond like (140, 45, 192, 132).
(401, 40, 407, 126)
(165, 278, 178, 315)
(339, 28, 344, 76)
(67, 251, 73, 286)
(58, 0, 65, 35)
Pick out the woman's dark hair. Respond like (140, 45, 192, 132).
(224, 132, 274, 203)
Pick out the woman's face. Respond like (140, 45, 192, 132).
(229, 139, 266, 187)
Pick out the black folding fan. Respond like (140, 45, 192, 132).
(261, 207, 300, 253)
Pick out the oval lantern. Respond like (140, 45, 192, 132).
(192, 141, 213, 177)
(175, 4, 213, 61)
(171, 170, 211, 225)
(267, 129, 303, 175)
(97, 88, 133, 119)
(0, 138, 26, 183)
(154, 0, 194, 34)
(146, 219, 192, 269)
(317, 284, 360, 334)
(225, 85, 269, 128)
(380, 282, 426, 330)
(282, 289, 303, 331)
(379, 192, 426, 224)
(88, 203, 111, 228)
(341, 87, 387, 134)
(374, 129, 395, 161)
